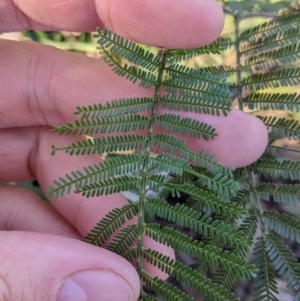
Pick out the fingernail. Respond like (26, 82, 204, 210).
(57, 270, 134, 301)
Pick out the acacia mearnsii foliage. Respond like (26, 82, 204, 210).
(48, 9, 300, 301)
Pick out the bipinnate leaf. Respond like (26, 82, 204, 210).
(253, 237, 279, 301)
(74, 97, 153, 119)
(243, 93, 300, 112)
(143, 249, 237, 301)
(255, 183, 300, 205)
(106, 224, 138, 255)
(49, 12, 300, 301)
(142, 271, 194, 301)
(95, 28, 161, 72)
(264, 234, 300, 289)
(48, 154, 142, 198)
(249, 159, 300, 180)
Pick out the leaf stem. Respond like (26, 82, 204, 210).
(234, 15, 268, 234)
(238, 12, 277, 21)
(136, 50, 167, 288)
(247, 172, 267, 233)
(223, 7, 277, 20)
(234, 15, 243, 111)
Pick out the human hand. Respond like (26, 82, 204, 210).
(0, 0, 268, 300)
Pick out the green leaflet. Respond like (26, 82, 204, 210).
(243, 67, 300, 91)
(200, 65, 236, 76)
(143, 249, 237, 301)
(144, 224, 255, 279)
(249, 159, 300, 180)
(75, 175, 141, 197)
(263, 211, 300, 243)
(212, 268, 237, 294)
(99, 46, 157, 88)
(239, 14, 300, 42)
(150, 153, 238, 197)
(74, 97, 153, 119)
(48, 154, 143, 198)
(230, 189, 250, 208)
(52, 114, 150, 135)
(139, 294, 160, 301)
(162, 77, 231, 102)
(83, 203, 138, 246)
(51, 135, 147, 155)
(165, 38, 233, 63)
(165, 64, 230, 86)
(255, 183, 300, 205)
(241, 28, 300, 56)
(239, 216, 258, 247)
(95, 28, 161, 72)
(266, 143, 300, 156)
(243, 93, 300, 112)
(160, 93, 231, 116)
(244, 43, 300, 70)
(106, 224, 138, 255)
(142, 271, 194, 301)
(257, 115, 300, 139)
(146, 195, 247, 219)
(155, 113, 217, 141)
(145, 219, 250, 259)
(253, 237, 279, 301)
(151, 133, 187, 154)
(264, 234, 300, 289)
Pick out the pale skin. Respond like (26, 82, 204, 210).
(0, 0, 268, 300)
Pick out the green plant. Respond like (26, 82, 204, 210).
(48, 5, 300, 301)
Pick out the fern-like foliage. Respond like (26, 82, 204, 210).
(83, 203, 138, 246)
(243, 93, 300, 112)
(48, 7, 300, 301)
(264, 234, 300, 289)
(239, 10, 300, 301)
(263, 211, 300, 243)
(253, 237, 279, 301)
(255, 183, 300, 205)
(143, 249, 238, 301)
(257, 115, 300, 139)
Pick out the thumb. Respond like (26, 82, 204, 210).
(0, 232, 139, 301)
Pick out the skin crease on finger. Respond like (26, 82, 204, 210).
(0, 184, 81, 238)
(0, 183, 171, 280)
(0, 129, 175, 280)
(0, 232, 141, 301)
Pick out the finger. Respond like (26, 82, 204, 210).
(0, 158, 174, 281)
(0, 40, 268, 168)
(0, 112, 267, 184)
(0, 40, 152, 129)
(0, 119, 263, 279)
(0, 184, 80, 238)
(0, 126, 175, 277)
(0, 231, 140, 301)
(3, 0, 223, 48)
(155, 107, 268, 168)
(40, 131, 175, 279)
